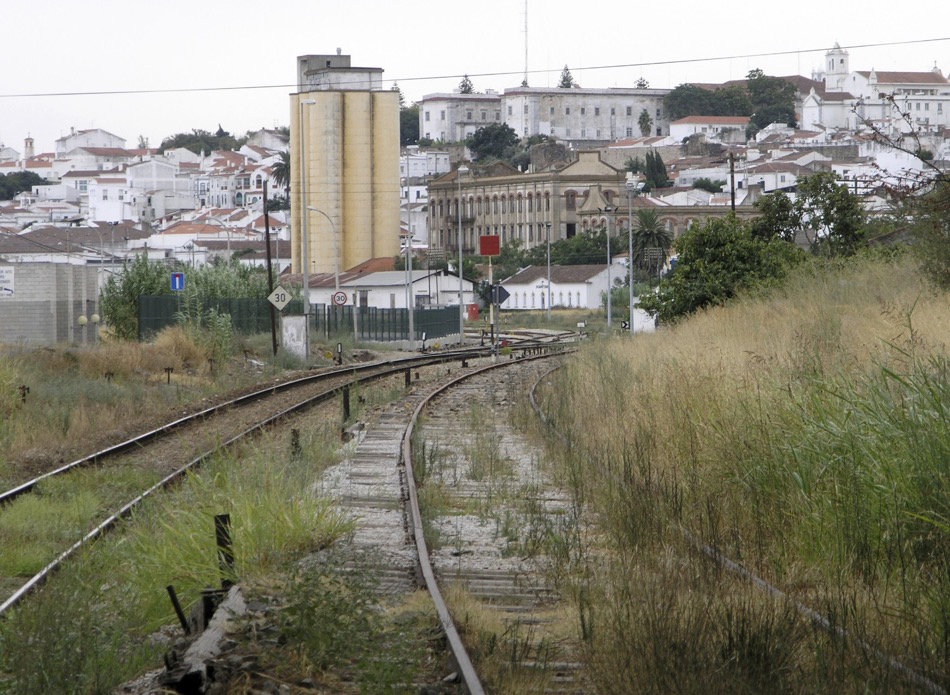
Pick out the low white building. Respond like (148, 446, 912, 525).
(500, 264, 613, 311)
(670, 116, 750, 143)
(307, 269, 476, 310)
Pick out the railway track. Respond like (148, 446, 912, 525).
(0, 343, 572, 615)
(0, 337, 578, 693)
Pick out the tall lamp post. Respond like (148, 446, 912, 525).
(457, 165, 469, 343)
(546, 222, 552, 321)
(626, 177, 636, 335)
(298, 98, 316, 358)
(402, 177, 415, 351)
(306, 206, 339, 292)
(601, 206, 613, 330)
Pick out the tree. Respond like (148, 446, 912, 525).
(635, 77, 650, 89)
(459, 75, 474, 94)
(638, 108, 653, 137)
(400, 103, 420, 147)
(558, 65, 576, 89)
(270, 150, 291, 193)
(746, 68, 797, 129)
(644, 151, 669, 189)
(0, 171, 47, 200)
(692, 177, 725, 194)
(99, 255, 176, 340)
(750, 191, 797, 243)
(795, 171, 866, 256)
(624, 156, 644, 174)
(638, 215, 804, 323)
(465, 123, 521, 162)
(391, 82, 406, 107)
(630, 209, 673, 275)
(850, 92, 950, 287)
(137, 135, 150, 149)
(159, 128, 246, 155)
(665, 84, 720, 121)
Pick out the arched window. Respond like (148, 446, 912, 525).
(576, 291, 581, 306)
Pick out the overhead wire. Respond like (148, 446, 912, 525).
(1, 36, 948, 100)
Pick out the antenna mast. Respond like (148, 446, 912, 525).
(523, 0, 529, 87)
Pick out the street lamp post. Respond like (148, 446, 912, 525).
(457, 165, 469, 343)
(403, 177, 415, 351)
(602, 207, 613, 330)
(306, 206, 339, 292)
(298, 98, 316, 354)
(626, 177, 636, 335)
(546, 222, 552, 321)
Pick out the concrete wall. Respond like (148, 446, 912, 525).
(0, 263, 100, 346)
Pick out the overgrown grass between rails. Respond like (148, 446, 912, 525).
(0, 418, 352, 694)
(0, 466, 162, 583)
(544, 254, 950, 692)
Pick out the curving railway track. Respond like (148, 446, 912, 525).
(0, 335, 579, 693)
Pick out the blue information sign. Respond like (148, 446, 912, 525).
(171, 272, 185, 291)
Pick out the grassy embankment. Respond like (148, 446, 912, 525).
(537, 253, 950, 693)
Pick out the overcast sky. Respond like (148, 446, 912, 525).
(2, 0, 950, 154)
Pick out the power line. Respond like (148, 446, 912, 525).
(2, 36, 948, 100)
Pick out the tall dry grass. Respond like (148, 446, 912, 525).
(543, 253, 950, 693)
(0, 328, 277, 483)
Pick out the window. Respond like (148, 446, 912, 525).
(656, 108, 662, 118)
(425, 111, 430, 122)
(925, 102, 930, 111)
(594, 107, 600, 116)
(565, 107, 570, 115)
(102, 190, 108, 200)
(939, 103, 944, 114)
(508, 105, 513, 115)
(440, 110, 445, 119)
(523, 104, 528, 114)
(596, 129, 601, 138)
(610, 107, 615, 115)
(481, 110, 486, 120)
(466, 111, 472, 119)
(550, 106, 555, 115)
(581, 129, 586, 138)
(626, 127, 633, 137)
(626, 106, 632, 116)
(566, 127, 571, 136)
(495, 113, 500, 121)
(581, 107, 586, 115)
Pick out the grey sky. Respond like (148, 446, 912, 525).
(2, 0, 949, 153)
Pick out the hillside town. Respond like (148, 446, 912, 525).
(1, 43, 948, 344)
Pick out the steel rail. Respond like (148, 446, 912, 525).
(0, 353, 500, 618)
(401, 349, 571, 695)
(0, 350, 499, 509)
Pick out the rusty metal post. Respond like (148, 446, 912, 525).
(166, 585, 191, 634)
(405, 368, 411, 388)
(165, 367, 174, 384)
(342, 386, 351, 422)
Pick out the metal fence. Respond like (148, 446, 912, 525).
(137, 296, 458, 344)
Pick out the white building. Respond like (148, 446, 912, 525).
(500, 264, 613, 311)
(803, 44, 950, 135)
(419, 85, 671, 146)
(670, 116, 750, 143)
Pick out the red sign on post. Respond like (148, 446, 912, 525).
(479, 235, 500, 257)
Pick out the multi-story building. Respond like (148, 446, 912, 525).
(291, 52, 400, 275)
(427, 151, 631, 256)
(419, 85, 671, 147)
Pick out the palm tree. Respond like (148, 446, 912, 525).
(632, 209, 672, 277)
(271, 150, 291, 194)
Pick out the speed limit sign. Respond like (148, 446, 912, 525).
(332, 291, 348, 306)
